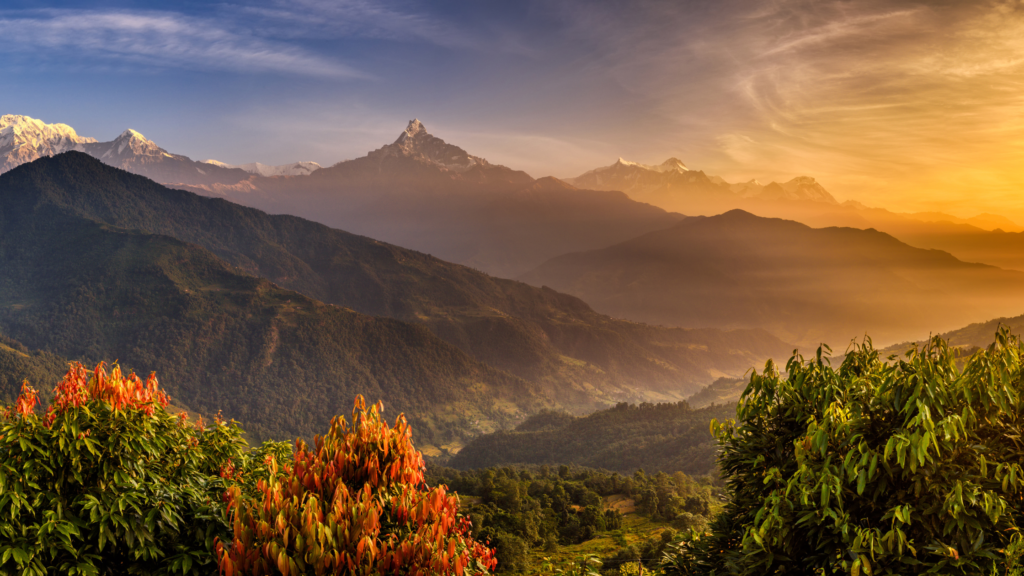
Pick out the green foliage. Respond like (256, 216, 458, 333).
(429, 465, 718, 573)
(0, 363, 262, 575)
(0, 332, 67, 404)
(451, 402, 736, 476)
(666, 330, 1024, 575)
(543, 555, 602, 576)
(218, 396, 496, 575)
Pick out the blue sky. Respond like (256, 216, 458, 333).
(4, 1, 1024, 219)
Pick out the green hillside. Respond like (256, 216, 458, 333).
(449, 401, 737, 476)
(0, 189, 542, 443)
(0, 332, 67, 404)
(521, 209, 1024, 348)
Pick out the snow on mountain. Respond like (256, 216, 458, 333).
(729, 179, 765, 198)
(368, 119, 490, 172)
(85, 128, 174, 163)
(0, 114, 97, 173)
(574, 157, 689, 181)
(202, 160, 322, 177)
(759, 176, 837, 204)
(0, 114, 319, 187)
(569, 156, 837, 205)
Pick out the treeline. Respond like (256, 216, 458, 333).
(0, 333, 67, 404)
(449, 401, 737, 476)
(427, 464, 720, 574)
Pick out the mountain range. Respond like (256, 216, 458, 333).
(564, 154, 1024, 273)
(9, 113, 1024, 279)
(0, 152, 793, 448)
(202, 159, 322, 177)
(520, 210, 1024, 347)
(566, 157, 838, 205)
(179, 120, 686, 277)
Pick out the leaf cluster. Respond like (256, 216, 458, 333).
(667, 330, 1024, 575)
(0, 362, 263, 575)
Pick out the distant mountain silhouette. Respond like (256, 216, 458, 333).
(521, 210, 1024, 347)
(566, 157, 838, 213)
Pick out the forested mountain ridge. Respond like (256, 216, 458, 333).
(1, 152, 795, 409)
(449, 401, 737, 476)
(0, 165, 548, 443)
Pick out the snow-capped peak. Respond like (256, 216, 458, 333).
(403, 119, 427, 138)
(375, 118, 487, 173)
(202, 159, 322, 177)
(610, 157, 687, 173)
(1, 114, 99, 174)
(105, 128, 164, 158)
(658, 158, 689, 173)
(117, 128, 148, 141)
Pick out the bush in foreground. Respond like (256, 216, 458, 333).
(0, 362, 256, 575)
(217, 396, 497, 575)
(216, 393, 495, 573)
(664, 330, 1024, 575)
(1, 363, 495, 575)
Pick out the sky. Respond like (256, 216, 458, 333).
(3, 0, 1024, 221)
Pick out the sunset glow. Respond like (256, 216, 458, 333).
(2, 0, 1021, 221)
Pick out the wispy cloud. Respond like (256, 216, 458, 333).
(537, 0, 1024, 215)
(0, 9, 362, 77)
(236, 0, 477, 49)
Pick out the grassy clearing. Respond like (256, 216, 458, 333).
(522, 512, 674, 575)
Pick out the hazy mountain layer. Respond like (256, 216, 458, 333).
(566, 156, 1024, 273)
(182, 121, 684, 277)
(520, 210, 1024, 348)
(877, 313, 1024, 358)
(567, 157, 838, 206)
(203, 159, 322, 177)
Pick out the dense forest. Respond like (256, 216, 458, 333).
(0, 333, 67, 404)
(427, 464, 720, 574)
(450, 401, 736, 476)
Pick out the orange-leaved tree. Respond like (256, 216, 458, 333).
(217, 395, 497, 576)
(0, 362, 271, 576)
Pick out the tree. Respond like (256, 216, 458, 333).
(0, 362, 257, 575)
(217, 396, 496, 575)
(664, 330, 1024, 575)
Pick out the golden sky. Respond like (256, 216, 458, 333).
(648, 0, 1024, 221)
